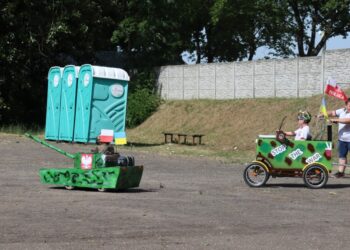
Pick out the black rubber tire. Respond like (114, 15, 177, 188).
(302, 164, 328, 189)
(243, 162, 270, 187)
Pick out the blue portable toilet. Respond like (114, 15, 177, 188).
(73, 65, 130, 143)
(45, 66, 63, 140)
(58, 65, 80, 141)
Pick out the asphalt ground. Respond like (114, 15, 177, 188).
(1, 134, 350, 250)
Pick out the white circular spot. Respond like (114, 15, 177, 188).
(53, 75, 59, 87)
(83, 73, 90, 87)
(110, 84, 124, 97)
(67, 73, 73, 87)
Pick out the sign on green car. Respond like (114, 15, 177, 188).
(256, 135, 332, 171)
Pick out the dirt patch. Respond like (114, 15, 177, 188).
(1, 134, 350, 250)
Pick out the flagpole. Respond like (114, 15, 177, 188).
(319, 31, 326, 93)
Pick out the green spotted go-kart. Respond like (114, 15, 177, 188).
(243, 117, 333, 189)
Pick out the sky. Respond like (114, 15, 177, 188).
(254, 33, 350, 60)
(182, 33, 350, 64)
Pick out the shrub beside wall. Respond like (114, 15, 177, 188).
(126, 71, 161, 128)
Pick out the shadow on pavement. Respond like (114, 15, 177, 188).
(127, 142, 163, 147)
(49, 187, 159, 193)
(265, 183, 350, 189)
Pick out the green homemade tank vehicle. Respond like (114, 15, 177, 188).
(243, 119, 334, 189)
(26, 133, 143, 191)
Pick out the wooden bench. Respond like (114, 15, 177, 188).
(162, 132, 176, 143)
(191, 134, 204, 145)
(162, 132, 204, 145)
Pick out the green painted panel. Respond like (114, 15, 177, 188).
(116, 165, 143, 190)
(256, 136, 333, 170)
(39, 165, 143, 190)
(40, 167, 120, 189)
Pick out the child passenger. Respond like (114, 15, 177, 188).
(284, 111, 312, 140)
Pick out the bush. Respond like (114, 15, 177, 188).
(126, 87, 161, 128)
(126, 71, 161, 128)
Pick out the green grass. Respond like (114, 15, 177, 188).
(126, 93, 349, 162)
(3, 91, 349, 164)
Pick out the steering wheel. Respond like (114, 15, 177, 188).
(276, 130, 286, 144)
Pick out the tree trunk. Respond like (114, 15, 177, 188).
(194, 30, 201, 64)
(205, 25, 214, 63)
(289, 0, 305, 56)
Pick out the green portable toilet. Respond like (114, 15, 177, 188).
(58, 65, 80, 141)
(45, 66, 63, 140)
(73, 64, 130, 143)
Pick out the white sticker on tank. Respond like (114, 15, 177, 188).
(67, 73, 73, 87)
(83, 73, 90, 87)
(53, 74, 59, 87)
(110, 84, 124, 97)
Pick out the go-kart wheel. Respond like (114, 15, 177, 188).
(302, 164, 328, 189)
(65, 186, 75, 190)
(97, 188, 106, 192)
(243, 162, 270, 187)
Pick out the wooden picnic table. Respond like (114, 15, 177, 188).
(162, 132, 204, 145)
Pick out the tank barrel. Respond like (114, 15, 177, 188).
(25, 133, 76, 159)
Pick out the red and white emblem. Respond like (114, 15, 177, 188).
(81, 154, 93, 169)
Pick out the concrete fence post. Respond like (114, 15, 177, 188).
(253, 61, 256, 98)
(197, 64, 200, 99)
(166, 67, 169, 100)
(214, 64, 217, 99)
(273, 60, 276, 97)
(321, 50, 326, 93)
(296, 57, 300, 98)
(182, 65, 185, 100)
(233, 62, 236, 99)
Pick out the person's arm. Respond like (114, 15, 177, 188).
(327, 110, 337, 117)
(329, 117, 350, 124)
(318, 110, 336, 118)
(284, 131, 295, 136)
(329, 108, 350, 123)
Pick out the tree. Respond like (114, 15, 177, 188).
(285, 0, 350, 56)
(211, 0, 295, 61)
(0, 0, 120, 125)
(111, 0, 185, 69)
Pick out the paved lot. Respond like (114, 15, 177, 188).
(1, 134, 350, 250)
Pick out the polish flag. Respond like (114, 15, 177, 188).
(98, 129, 114, 143)
(325, 77, 348, 101)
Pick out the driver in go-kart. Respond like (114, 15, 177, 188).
(284, 111, 312, 140)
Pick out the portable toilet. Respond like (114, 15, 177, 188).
(73, 64, 130, 143)
(45, 66, 63, 140)
(58, 65, 80, 141)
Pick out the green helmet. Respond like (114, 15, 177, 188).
(297, 110, 311, 123)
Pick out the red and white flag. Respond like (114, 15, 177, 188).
(98, 129, 114, 143)
(325, 78, 348, 101)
